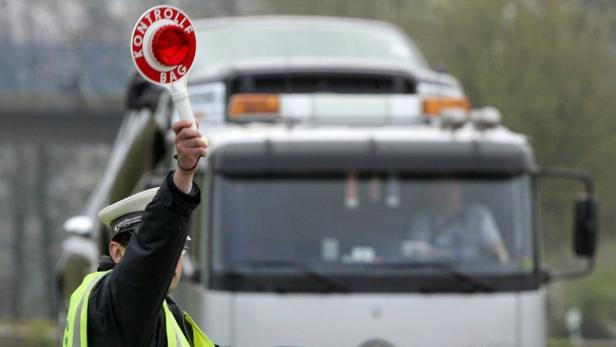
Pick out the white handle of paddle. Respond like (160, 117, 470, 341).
(170, 79, 196, 129)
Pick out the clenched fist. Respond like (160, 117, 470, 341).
(172, 120, 208, 191)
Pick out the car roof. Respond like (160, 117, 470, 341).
(188, 15, 438, 82)
(194, 15, 402, 33)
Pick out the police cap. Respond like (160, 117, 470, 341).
(97, 188, 159, 240)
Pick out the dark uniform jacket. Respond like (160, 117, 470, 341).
(86, 171, 214, 346)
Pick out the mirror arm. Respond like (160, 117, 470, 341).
(537, 167, 595, 195)
(543, 257, 595, 283)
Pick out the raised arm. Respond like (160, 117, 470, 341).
(469, 205, 510, 263)
(96, 120, 208, 344)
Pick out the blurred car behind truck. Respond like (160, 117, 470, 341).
(182, 15, 468, 125)
(57, 15, 598, 347)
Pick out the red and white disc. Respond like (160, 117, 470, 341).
(130, 5, 197, 85)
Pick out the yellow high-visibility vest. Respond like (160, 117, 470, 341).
(63, 270, 215, 347)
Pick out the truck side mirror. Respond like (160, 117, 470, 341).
(537, 168, 598, 282)
(574, 195, 598, 257)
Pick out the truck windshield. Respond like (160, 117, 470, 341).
(211, 173, 534, 279)
(194, 22, 429, 72)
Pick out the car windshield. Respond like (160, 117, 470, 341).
(211, 173, 534, 276)
(193, 20, 429, 73)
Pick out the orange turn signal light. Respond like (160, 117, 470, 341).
(423, 97, 471, 116)
(228, 94, 280, 118)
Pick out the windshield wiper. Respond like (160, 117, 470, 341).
(440, 269, 495, 293)
(374, 260, 496, 293)
(227, 260, 350, 293)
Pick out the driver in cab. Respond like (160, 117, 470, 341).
(407, 180, 510, 263)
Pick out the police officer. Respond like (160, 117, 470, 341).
(63, 120, 217, 347)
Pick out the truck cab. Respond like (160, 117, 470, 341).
(173, 111, 596, 347)
(96, 105, 593, 347)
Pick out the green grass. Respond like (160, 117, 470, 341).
(548, 339, 574, 347)
(0, 320, 56, 347)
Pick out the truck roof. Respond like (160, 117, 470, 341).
(204, 123, 536, 175)
(206, 123, 528, 147)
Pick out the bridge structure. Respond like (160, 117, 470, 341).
(0, 42, 131, 142)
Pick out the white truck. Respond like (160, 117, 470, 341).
(59, 16, 598, 347)
(168, 108, 597, 347)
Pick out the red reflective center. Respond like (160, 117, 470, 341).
(152, 25, 190, 66)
